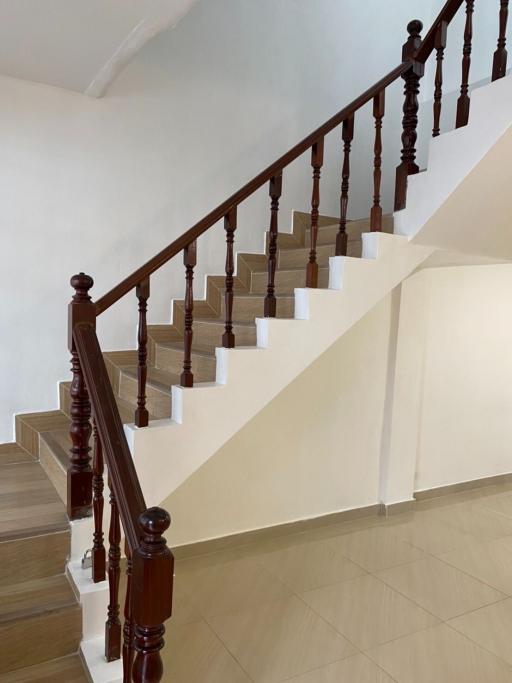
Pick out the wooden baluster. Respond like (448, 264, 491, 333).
(180, 241, 197, 388)
(394, 21, 424, 211)
(306, 137, 325, 288)
(336, 115, 354, 256)
(68, 273, 95, 520)
(135, 277, 150, 428)
(264, 173, 283, 318)
(123, 541, 135, 683)
(105, 480, 122, 662)
(132, 508, 174, 683)
(370, 91, 385, 232)
(222, 207, 237, 348)
(91, 420, 106, 583)
(456, 0, 475, 128)
(432, 21, 448, 137)
(493, 1, 509, 81)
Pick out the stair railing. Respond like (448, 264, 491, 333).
(66, 2, 508, 680)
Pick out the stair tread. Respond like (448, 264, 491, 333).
(0, 461, 68, 541)
(121, 365, 180, 394)
(0, 655, 88, 683)
(0, 574, 77, 623)
(0, 443, 35, 465)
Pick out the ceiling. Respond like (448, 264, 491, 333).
(0, 0, 197, 96)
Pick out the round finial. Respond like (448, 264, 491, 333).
(407, 20, 423, 37)
(70, 272, 94, 292)
(140, 507, 171, 537)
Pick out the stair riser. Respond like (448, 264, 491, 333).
(154, 346, 217, 381)
(118, 374, 172, 420)
(250, 268, 329, 295)
(0, 532, 69, 588)
(220, 296, 295, 322)
(39, 437, 67, 505)
(193, 321, 257, 349)
(0, 606, 81, 674)
(278, 244, 335, 269)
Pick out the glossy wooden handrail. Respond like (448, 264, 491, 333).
(416, 0, 465, 63)
(94, 60, 410, 316)
(73, 321, 145, 551)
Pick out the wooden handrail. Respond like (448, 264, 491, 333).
(73, 321, 145, 551)
(94, 60, 410, 316)
(416, 0, 465, 63)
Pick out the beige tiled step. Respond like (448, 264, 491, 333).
(155, 341, 217, 381)
(0, 443, 34, 465)
(0, 575, 81, 674)
(0, 655, 88, 682)
(250, 266, 329, 295)
(118, 366, 177, 419)
(278, 243, 336, 270)
(39, 429, 70, 505)
(0, 530, 70, 589)
(193, 319, 257, 349)
(221, 294, 295, 323)
(15, 412, 69, 460)
(59, 382, 139, 424)
(303, 214, 393, 246)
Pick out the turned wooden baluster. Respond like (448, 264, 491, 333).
(68, 273, 95, 520)
(91, 420, 106, 583)
(370, 91, 385, 233)
(105, 480, 122, 662)
(264, 173, 283, 318)
(222, 207, 237, 348)
(181, 241, 197, 388)
(123, 541, 135, 683)
(433, 21, 448, 138)
(394, 21, 424, 211)
(456, 0, 475, 128)
(493, 1, 509, 81)
(306, 137, 325, 288)
(336, 115, 354, 256)
(132, 508, 174, 683)
(135, 277, 150, 428)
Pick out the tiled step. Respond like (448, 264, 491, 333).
(0, 443, 34, 465)
(0, 655, 88, 682)
(221, 294, 295, 323)
(303, 214, 394, 246)
(193, 318, 257, 350)
(278, 243, 336, 269)
(59, 382, 137, 424)
(39, 429, 70, 505)
(118, 366, 178, 419)
(250, 266, 329, 295)
(0, 528, 70, 588)
(15, 412, 69, 460)
(155, 341, 217, 380)
(0, 575, 81, 674)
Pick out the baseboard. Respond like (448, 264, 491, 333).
(415, 472, 512, 500)
(172, 503, 381, 560)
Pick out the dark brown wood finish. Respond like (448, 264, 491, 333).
(306, 138, 325, 288)
(264, 173, 283, 318)
(336, 115, 354, 256)
(222, 207, 237, 348)
(135, 277, 150, 428)
(123, 542, 135, 683)
(370, 91, 385, 232)
(105, 480, 122, 662)
(181, 241, 197, 388)
(433, 21, 448, 137)
(456, 0, 475, 128)
(132, 508, 174, 683)
(493, 0, 509, 81)
(395, 20, 424, 211)
(68, 274, 95, 520)
(91, 421, 106, 583)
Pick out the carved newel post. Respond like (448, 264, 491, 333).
(394, 20, 424, 211)
(68, 273, 96, 520)
(132, 508, 174, 683)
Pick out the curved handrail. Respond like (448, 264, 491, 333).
(94, 60, 410, 316)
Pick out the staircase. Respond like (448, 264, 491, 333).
(1, 1, 511, 681)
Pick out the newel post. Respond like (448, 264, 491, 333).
(68, 273, 96, 520)
(394, 20, 424, 211)
(131, 508, 174, 683)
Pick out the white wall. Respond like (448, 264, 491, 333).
(0, 0, 433, 442)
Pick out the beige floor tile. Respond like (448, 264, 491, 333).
(284, 653, 395, 682)
(207, 595, 356, 682)
(437, 536, 512, 595)
(429, 502, 512, 541)
(258, 536, 366, 592)
(176, 556, 293, 618)
(385, 511, 477, 554)
(302, 574, 438, 650)
(162, 620, 251, 682)
(448, 597, 512, 666)
(477, 491, 512, 519)
(324, 526, 424, 572)
(376, 556, 505, 620)
(367, 623, 512, 682)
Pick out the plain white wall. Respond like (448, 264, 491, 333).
(0, 0, 434, 442)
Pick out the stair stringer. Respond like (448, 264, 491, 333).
(127, 233, 433, 507)
(394, 73, 512, 258)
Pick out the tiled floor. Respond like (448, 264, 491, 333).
(163, 481, 512, 682)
